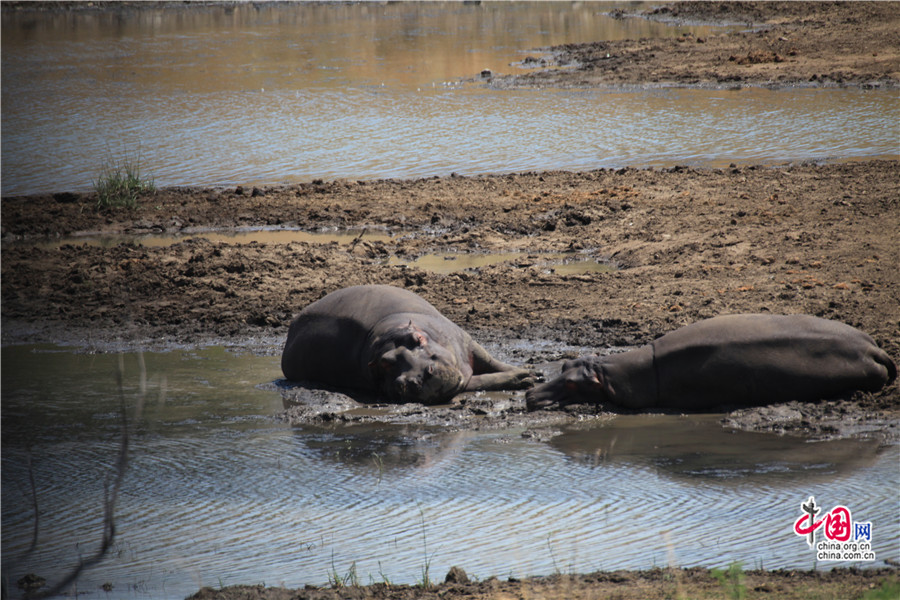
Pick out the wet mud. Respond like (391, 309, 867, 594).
(4, 160, 898, 443)
(187, 567, 900, 600)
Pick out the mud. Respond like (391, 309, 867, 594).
(187, 567, 899, 600)
(4, 160, 898, 441)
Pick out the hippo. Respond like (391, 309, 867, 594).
(526, 314, 896, 411)
(281, 285, 537, 404)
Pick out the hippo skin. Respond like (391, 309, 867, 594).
(527, 314, 896, 411)
(282, 285, 536, 404)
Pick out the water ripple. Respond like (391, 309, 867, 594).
(4, 346, 898, 599)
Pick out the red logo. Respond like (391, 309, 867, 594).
(792, 496, 875, 562)
(794, 503, 852, 543)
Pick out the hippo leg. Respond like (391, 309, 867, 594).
(465, 342, 539, 391)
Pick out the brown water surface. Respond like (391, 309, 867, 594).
(3, 3, 896, 196)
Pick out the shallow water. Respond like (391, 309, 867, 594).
(2, 345, 897, 599)
(28, 228, 615, 275)
(2, 2, 898, 196)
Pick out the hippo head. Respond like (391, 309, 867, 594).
(369, 324, 465, 404)
(525, 361, 607, 410)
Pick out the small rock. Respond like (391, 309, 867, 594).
(17, 573, 46, 592)
(445, 566, 469, 584)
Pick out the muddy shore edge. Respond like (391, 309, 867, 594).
(4, 160, 899, 440)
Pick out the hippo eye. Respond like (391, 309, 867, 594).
(425, 364, 435, 378)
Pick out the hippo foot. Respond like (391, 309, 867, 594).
(525, 381, 571, 411)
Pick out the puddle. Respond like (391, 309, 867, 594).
(551, 415, 885, 484)
(30, 227, 393, 249)
(387, 252, 616, 274)
(2, 344, 897, 599)
(24, 228, 616, 276)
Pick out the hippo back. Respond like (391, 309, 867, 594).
(653, 314, 893, 408)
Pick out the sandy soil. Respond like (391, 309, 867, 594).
(2, 2, 899, 599)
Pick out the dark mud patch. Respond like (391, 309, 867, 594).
(276, 386, 581, 432)
(725, 394, 900, 444)
(275, 377, 899, 444)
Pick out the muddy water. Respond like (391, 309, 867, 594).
(31, 228, 615, 275)
(3, 2, 898, 196)
(2, 345, 898, 599)
(34, 227, 393, 249)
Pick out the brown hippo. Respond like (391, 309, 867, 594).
(282, 285, 537, 404)
(527, 314, 896, 411)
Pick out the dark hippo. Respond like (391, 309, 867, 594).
(282, 285, 537, 404)
(527, 314, 896, 411)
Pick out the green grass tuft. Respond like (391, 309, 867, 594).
(861, 578, 900, 600)
(94, 156, 154, 209)
(711, 561, 746, 600)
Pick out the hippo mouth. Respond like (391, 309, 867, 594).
(388, 365, 465, 405)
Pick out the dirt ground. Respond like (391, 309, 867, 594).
(2, 2, 899, 599)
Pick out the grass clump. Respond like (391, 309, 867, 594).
(862, 578, 900, 600)
(94, 156, 154, 209)
(327, 552, 359, 589)
(711, 561, 746, 600)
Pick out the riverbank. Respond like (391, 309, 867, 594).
(189, 566, 899, 600)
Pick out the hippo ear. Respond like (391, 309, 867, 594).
(406, 321, 428, 347)
(412, 331, 427, 347)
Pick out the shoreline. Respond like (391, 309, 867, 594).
(187, 566, 899, 600)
